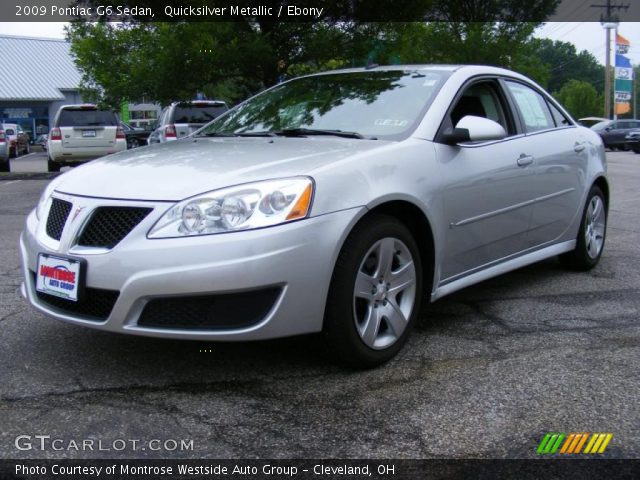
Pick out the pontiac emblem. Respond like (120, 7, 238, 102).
(71, 206, 85, 223)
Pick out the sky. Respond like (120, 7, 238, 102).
(0, 21, 639, 66)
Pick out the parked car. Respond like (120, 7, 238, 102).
(0, 129, 10, 171)
(46, 104, 127, 172)
(35, 134, 48, 151)
(1, 123, 30, 157)
(626, 130, 640, 153)
(148, 100, 228, 144)
(591, 119, 640, 150)
(21, 65, 608, 368)
(120, 122, 150, 149)
(577, 117, 608, 128)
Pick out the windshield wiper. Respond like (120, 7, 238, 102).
(274, 128, 374, 140)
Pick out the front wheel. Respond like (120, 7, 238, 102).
(323, 214, 423, 368)
(128, 138, 140, 149)
(560, 185, 607, 270)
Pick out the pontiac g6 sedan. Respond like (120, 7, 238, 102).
(21, 65, 608, 367)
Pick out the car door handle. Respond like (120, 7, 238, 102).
(574, 142, 586, 153)
(517, 154, 534, 167)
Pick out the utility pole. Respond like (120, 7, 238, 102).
(591, 0, 629, 119)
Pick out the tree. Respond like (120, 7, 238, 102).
(528, 38, 604, 94)
(554, 80, 602, 120)
(67, 1, 560, 108)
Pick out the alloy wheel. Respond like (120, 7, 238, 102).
(585, 195, 606, 259)
(353, 237, 417, 350)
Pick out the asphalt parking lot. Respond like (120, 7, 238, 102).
(0, 151, 639, 460)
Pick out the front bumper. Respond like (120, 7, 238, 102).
(20, 194, 361, 340)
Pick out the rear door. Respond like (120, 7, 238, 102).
(502, 80, 585, 247)
(58, 108, 118, 149)
(171, 102, 228, 137)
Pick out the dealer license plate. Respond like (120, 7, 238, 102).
(82, 130, 96, 137)
(35, 253, 82, 302)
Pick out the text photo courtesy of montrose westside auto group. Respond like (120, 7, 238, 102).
(1, 1, 640, 479)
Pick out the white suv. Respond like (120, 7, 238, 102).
(147, 100, 228, 144)
(47, 104, 127, 172)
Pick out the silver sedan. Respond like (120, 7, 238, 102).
(20, 65, 608, 367)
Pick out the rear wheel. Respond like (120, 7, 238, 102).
(632, 146, 640, 154)
(23, 142, 30, 154)
(323, 214, 423, 368)
(560, 185, 607, 270)
(47, 156, 61, 172)
(128, 138, 140, 149)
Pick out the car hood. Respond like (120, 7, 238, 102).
(54, 136, 390, 201)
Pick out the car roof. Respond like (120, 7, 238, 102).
(59, 104, 100, 110)
(302, 64, 531, 81)
(170, 100, 227, 106)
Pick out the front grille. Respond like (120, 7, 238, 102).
(46, 198, 72, 240)
(138, 287, 281, 330)
(32, 272, 119, 321)
(77, 207, 152, 249)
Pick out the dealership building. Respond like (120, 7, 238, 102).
(0, 34, 160, 138)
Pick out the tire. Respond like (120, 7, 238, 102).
(128, 138, 140, 149)
(9, 146, 16, 158)
(323, 214, 423, 368)
(632, 146, 640, 154)
(559, 185, 607, 271)
(47, 157, 61, 172)
(23, 142, 30, 155)
(0, 160, 9, 172)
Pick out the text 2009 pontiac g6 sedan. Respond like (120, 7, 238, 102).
(21, 65, 608, 367)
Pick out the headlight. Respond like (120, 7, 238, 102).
(148, 177, 314, 238)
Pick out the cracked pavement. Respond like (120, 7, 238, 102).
(1, 151, 639, 459)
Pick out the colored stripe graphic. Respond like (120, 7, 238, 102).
(574, 433, 589, 453)
(538, 433, 612, 454)
(537, 433, 565, 454)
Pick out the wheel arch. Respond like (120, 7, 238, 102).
(343, 198, 437, 300)
(593, 175, 610, 211)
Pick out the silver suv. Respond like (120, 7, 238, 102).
(47, 104, 126, 172)
(148, 100, 228, 144)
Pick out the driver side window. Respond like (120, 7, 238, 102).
(450, 81, 514, 135)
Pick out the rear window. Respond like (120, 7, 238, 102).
(58, 109, 117, 127)
(173, 104, 228, 124)
(4, 128, 15, 135)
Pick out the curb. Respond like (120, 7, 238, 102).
(0, 172, 60, 180)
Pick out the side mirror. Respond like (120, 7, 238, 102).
(604, 126, 612, 131)
(442, 116, 507, 145)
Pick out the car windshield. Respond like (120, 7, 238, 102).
(197, 70, 449, 140)
(174, 104, 228, 124)
(59, 109, 117, 127)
